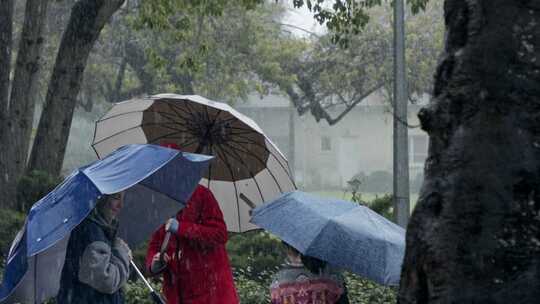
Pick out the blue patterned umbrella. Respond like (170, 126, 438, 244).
(0, 144, 212, 303)
(250, 191, 405, 286)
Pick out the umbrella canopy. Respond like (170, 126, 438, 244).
(0, 144, 212, 303)
(250, 191, 405, 286)
(92, 94, 296, 232)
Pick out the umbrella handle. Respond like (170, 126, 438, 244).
(130, 260, 167, 304)
(240, 193, 256, 211)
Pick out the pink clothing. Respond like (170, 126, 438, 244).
(270, 278, 343, 304)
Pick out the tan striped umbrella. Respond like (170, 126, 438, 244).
(92, 94, 296, 232)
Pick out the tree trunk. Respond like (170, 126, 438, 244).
(0, 0, 49, 209)
(27, 0, 125, 176)
(124, 40, 155, 96)
(0, 0, 14, 209)
(111, 56, 127, 103)
(0, 0, 13, 119)
(399, 1, 540, 303)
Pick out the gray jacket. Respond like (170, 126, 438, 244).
(57, 210, 130, 304)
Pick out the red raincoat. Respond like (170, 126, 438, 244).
(145, 185, 239, 304)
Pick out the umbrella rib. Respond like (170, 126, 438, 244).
(179, 100, 203, 123)
(155, 110, 200, 132)
(137, 109, 197, 132)
(148, 133, 199, 148)
(165, 100, 197, 119)
(213, 148, 243, 232)
(92, 125, 144, 145)
(96, 109, 187, 124)
(94, 125, 191, 146)
(149, 137, 200, 151)
(97, 109, 147, 122)
(163, 103, 201, 132)
(217, 143, 267, 202)
(93, 121, 195, 146)
(140, 122, 191, 133)
(228, 134, 292, 181)
(154, 111, 193, 126)
(225, 129, 258, 136)
(207, 156, 212, 188)
(214, 116, 241, 127)
(204, 104, 212, 126)
(232, 134, 290, 175)
(211, 110, 223, 127)
(206, 110, 225, 139)
(216, 145, 264, 202)
(221, 142, 287, 194)
(226, 125, 261, 134)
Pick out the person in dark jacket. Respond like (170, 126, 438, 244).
(270, 242, 350, 304)
(57, 192, 132, 304)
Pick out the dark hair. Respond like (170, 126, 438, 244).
(282, 241, 327, 274)
(282, 241, 299, 254)
(301, 255, 327, 275)
(96, 193, 121, 210)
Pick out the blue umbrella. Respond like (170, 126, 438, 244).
(0, 144, 212, 303)
(250, 191, 405, 286)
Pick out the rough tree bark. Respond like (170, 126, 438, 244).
(27, 0, 125, 176)
(0, 0, 14, 209)
(0, 0, 13, 119)
(0, 0, 14, 190)
(399, 1, 540, 303)
(0, 0, 49, 209)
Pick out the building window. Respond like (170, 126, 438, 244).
(410, 135, 428, 164)
(321, 136, 332, 151)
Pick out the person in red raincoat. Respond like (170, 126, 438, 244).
(145, 184, 239, 304)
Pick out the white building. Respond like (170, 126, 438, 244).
(235, 92, 428, 191)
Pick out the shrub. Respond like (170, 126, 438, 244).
(344, 272, 397, 304)
(368, 194, 393, 221)
(233, 269, 398, 304)
(16, 170, 62, 213)
(124, 279, 164, 304)
(227, 231, 284, 281)
(0, 209, 25, 261)
(234, 271, 272, 304)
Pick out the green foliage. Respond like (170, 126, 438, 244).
(292, 0, 374, 46)
(227, 231, 284, 281)
(368, 194, 393, 220)
(344, 272, 397, 304)
(408, 0, 431, 14)
(16, 170, 62, 213)
(111, 1, 306, 104)
(292, 0, 431, 46)
(132, 241, 150, 270)
(0, 209, 25, 262)
(124, 279, 163, 304)
(227, 223, 398, 303)
(234, 271, 272, 304)
(232, 268, 398, 304)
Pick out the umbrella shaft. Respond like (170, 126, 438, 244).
(131, 258, 167, 304)
(130, 260, 155, 292)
